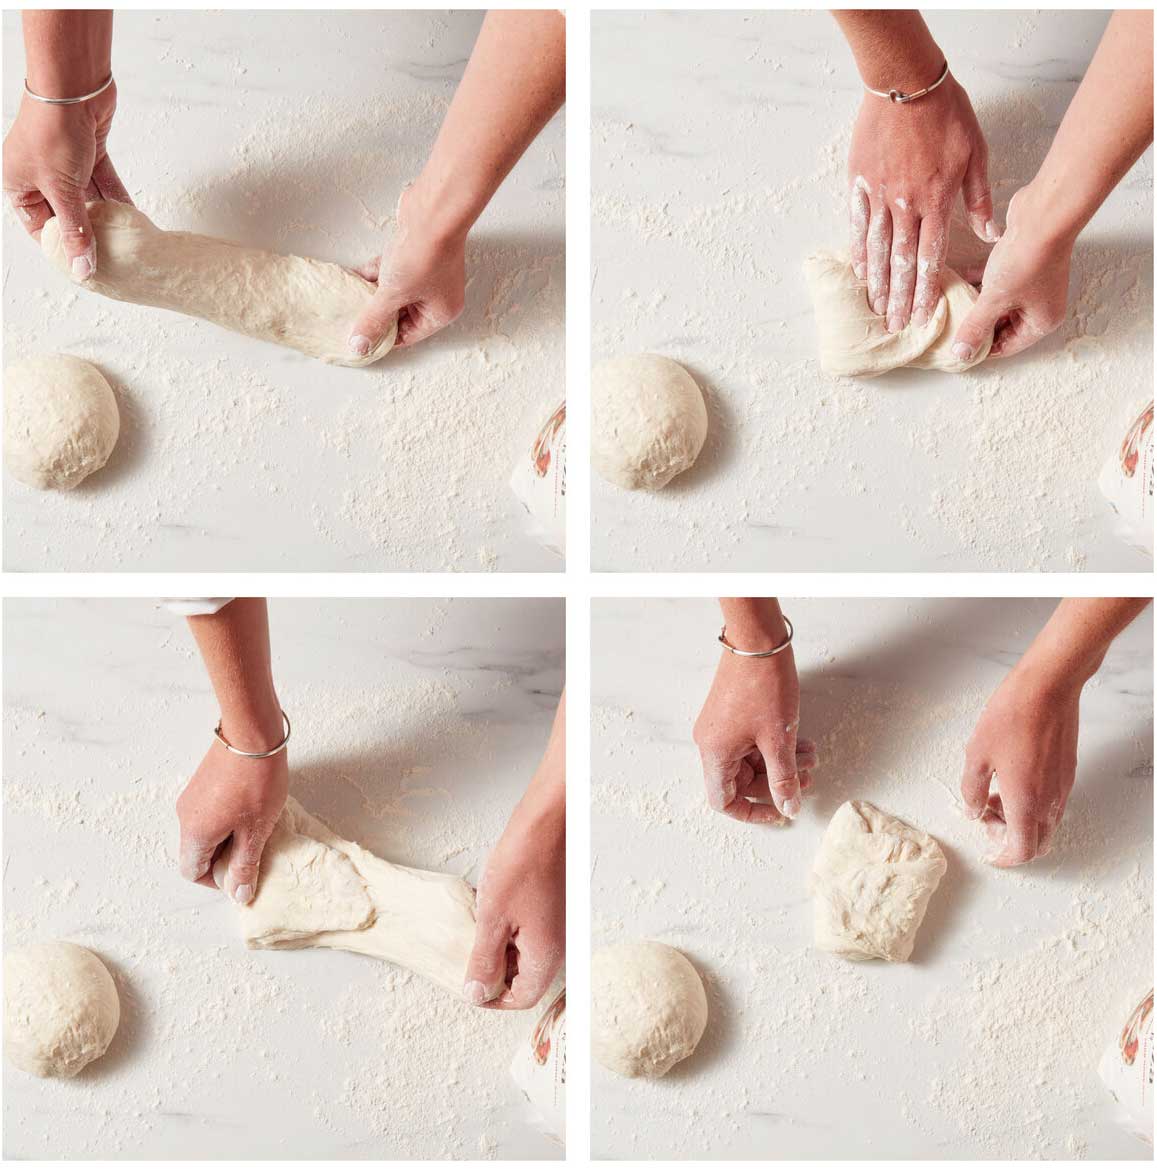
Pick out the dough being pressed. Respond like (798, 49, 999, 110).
(804, 251, 993, 377)
(41, 201, 396, 367)
(4, 355, 119, 490)
(215, 797, 475, 997)
(812, 800, 947, 963)
(4, 941, 120, 1078)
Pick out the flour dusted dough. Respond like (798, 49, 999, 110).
(592, 354, 708, 490)
(591, 940, 708, 1078)
(804, 252, 992, 377)
(215, 797, 475, 996)
(41, 201, 396, 367)
(4, 355, 119, 489)
(4, 942, 120, 1078)
(812, 800, 947, 962)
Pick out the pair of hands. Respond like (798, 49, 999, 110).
(176, 739, 564, 1011)
(847, 74, 1071, 361)
(693, 636, 1082, 868)
(3, 90, 464, 353)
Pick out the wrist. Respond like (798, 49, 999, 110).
(719, 599, 788, 651)
(217, 695, 285, 750)
(403, 170, 477, 248)
(1014, 177, 1085, 251)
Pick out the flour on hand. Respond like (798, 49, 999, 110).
(812, 800, 947, 962)
(41, 201, 396, 367)
(216, 797, 476, 997)
(804, 252, 992, 377)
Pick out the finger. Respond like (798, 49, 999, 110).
(463, 918, 512, 1006)
(798, 768, 813, 791)
(718, 795, 784, 825)
(225, 822, 274, 905)
(44, 182, 97, 280)
(347, 288, 400, 360)
(178, 830, 221, 885)
(848, 176, 871, 281)
(795, 745, 818, 772)
(355, 255, 381, 283)
(960, 753, 994, 819)
(394, 298, 462, 349)
(7, 191, 54, 237)
(988, 311, 1054, 360)
(865, 194, 892, 316)
(912, 205, 950, 326)
(700, 749, 744, 812)
(986, 807, 1040, 868)
(885, 201, 919, 331)
(494, 960, 557, 1011)
(757, 734, 802, 820)
(90, 155, 133, 206)
(951, 290, 1004, 366)
(962, 145, 999, 243)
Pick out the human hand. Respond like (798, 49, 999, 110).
(951, 186, 1073, 362)
(348, 184, 467, 358)
(3, 85, 130, 279)
(463, 782, 565, 1010)
(693, 638, 816, 824)
(960, 661, 1080, 867)
(176, 734, 288, 903)
(848, 74, 996, 333)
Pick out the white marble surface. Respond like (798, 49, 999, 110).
(3, 597, 564, 1159)
(592, 597, 1153, 1159)
(592, 11, 1153, 572)
(3, 11, 564, 572)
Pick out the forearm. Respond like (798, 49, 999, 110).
(23, 10, 113, 96)
(187, 598, 283, 747)
(832, 10, 943, 92)
(719, 598, 788, 646)
(408, 10, 565, 241)
(522, 691, 565, 823)
(1020, 11, 1154, 244)
(1018, 597, 1151, 691)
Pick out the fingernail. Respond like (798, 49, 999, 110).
(912, 307, 929, 326)
(348, 333, 372, 357)
(463, 980, 489, 1006)
(782, 797, 801, 819)
(963, 805, 982, 821)
(952, 342, 974, 361)
(886, 314, 902, 334)
(984, 219, 999, 242)
(872, 297, 887, 316)
(71, 254, 93, 281)
(852, 262, 866, 280)
(232, 883, 254, 905)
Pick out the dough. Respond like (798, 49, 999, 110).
(803, 251, 992, 377)
(215, 797, 476, 997)
(41, 201, 396, 367)
(591, 940, 708, 1078)
(4, 941, 120, 1078)
(812, 800, 947, 963)
(592, 354, 708, 490)
(4, 355, 119, 489)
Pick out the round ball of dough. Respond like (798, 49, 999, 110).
(592, 940, 708, 1078)
(592, 354, 707, 490)
(4, 942, 121, 1078)
(4, 355, 120, 490)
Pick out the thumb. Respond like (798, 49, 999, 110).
(348, 285, 400, 360)
(224, 822, 274, 906)
(45, 183, 96, 280)
(463, 916, 511, 1007)
(757, 733, 802, 820)
(962, 147, 998, 244)
(951, 290, 1003, 366)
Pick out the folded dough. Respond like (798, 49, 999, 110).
(804, 251, 992, 377)
(215, 797, 476, 996)
(41, 201, 396, 367)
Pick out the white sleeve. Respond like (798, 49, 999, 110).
(161, 598, 236, 617)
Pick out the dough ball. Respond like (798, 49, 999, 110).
(592, 940, 708, 1078)
(592, 354, 707, 490)
(4, 942, 121, 1078)
(812, 801, 947, 963)
(4, 355, 119, 489)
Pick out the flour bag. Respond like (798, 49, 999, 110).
(510, 401, 565, 557)
(1099, 401, 1153, 555)
(1099, 988, 1153, 1143)
(510, 987, 565, 1144)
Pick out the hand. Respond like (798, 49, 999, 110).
(848, 74, 996, 333)
(176, 734, 288, 903)
(464, 784, 565, 1010)
(2, 85, 130, 278)
(348, 184, 467, 357)
(961, 662, 1080, 867)
(693, 645, 816, 824)
(951, 186, 1073, 362)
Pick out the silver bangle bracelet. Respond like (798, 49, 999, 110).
(213, 710, 291, 759)
(718, 617, 794, 658)
(865, 59, 949, 105)
(24, 73, 114, 106)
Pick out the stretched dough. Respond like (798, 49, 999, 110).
(41, 202, 396, 367)
(215, 797, 475, 997)
(804, 251, 992, 377)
